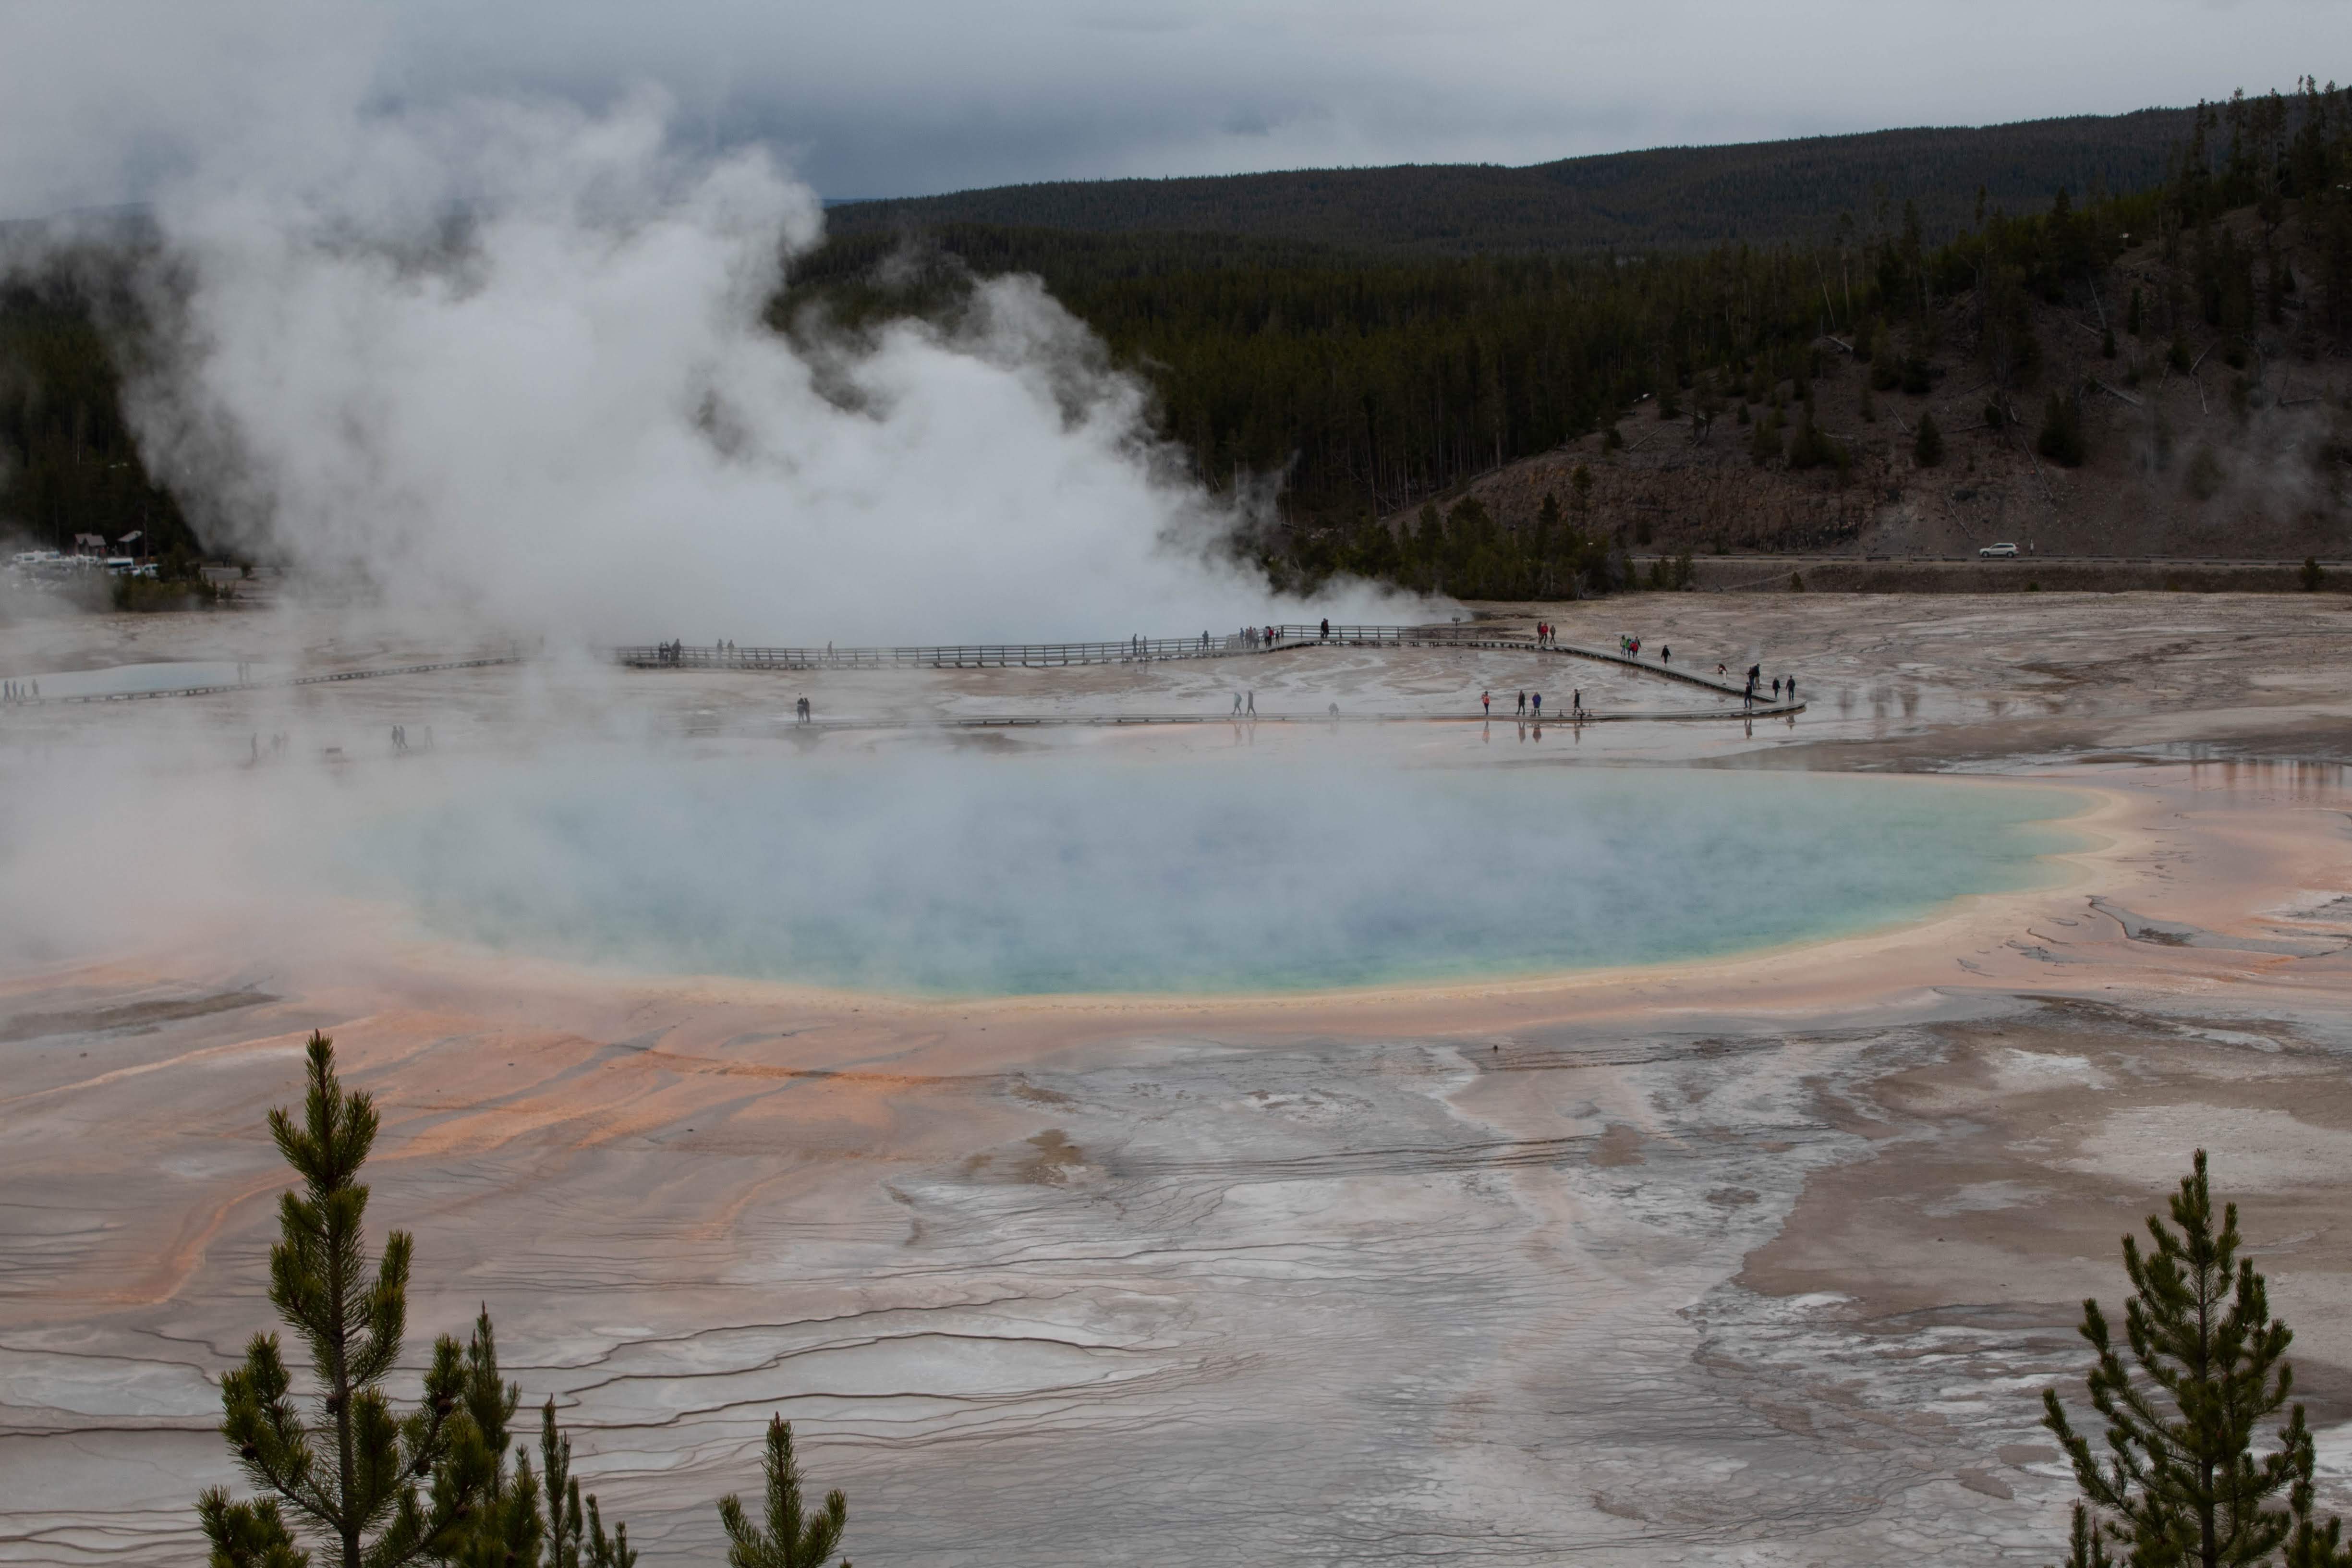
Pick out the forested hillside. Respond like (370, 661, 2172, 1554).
(4, 83, 2347, 606)
(828, 108, 2198, 255)
(786, 82, 2352, 596)
(0, 259, 198, 564)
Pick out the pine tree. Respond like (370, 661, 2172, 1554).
(199, 1034, 637, 1568)
(537, 1399, 637, 1568)
(2043, 1150, 2347, 1568)
(2037, 392, 2087, 466)
(718, 1417, 851, 1568)
(445, 1312, 535, 1568)
(1914, 411, 1944, 467)
(202, 1032, 492, 1568)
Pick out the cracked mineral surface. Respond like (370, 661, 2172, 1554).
(6, 593, 2352, 1565)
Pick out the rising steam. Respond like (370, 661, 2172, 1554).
(109, 82, 1406, 644)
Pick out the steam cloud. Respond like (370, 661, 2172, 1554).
(25, 13, 1414, 644)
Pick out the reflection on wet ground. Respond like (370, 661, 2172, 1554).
(12, 593, 2352, 1565)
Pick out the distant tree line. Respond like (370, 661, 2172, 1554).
(5, 81, 2348, 601)
(792, 77, 2352, 594)
(0, 255, 202, 561)
(827, 108, 2202, 257)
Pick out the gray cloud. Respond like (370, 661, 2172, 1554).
(376, 0, 2333, 198)
(5, 0, 2329, 218)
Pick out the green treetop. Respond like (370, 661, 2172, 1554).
(719, 1416, 852, 1568)
(1914, 411, 1945, 466)
(199, 1033, 637, 1568)
(2042, 1149, 2347, 1568)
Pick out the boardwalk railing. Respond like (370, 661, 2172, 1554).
(614, 623, 1491, 671)
(6, 656, 526, 707)
(615, 624, 1787, 705)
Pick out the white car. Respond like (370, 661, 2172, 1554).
(1979, 542, 2020, 559)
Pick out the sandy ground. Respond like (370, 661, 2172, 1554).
(7, 591, 2352, 1566)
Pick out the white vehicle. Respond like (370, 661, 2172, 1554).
(1979, 542, 2020, 559)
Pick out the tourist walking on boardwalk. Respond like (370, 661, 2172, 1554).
(1233, 692, 1244, 715)
(1320, 618, 1331, 641)
(1572, 689, 1581, 712)
(1661, 646, 1671, 665)
(1532, 692, 1541, 717)
(1482, 690, 1491, 716)
(1247, 690, 1256, 715)
(1786, 676, 1797, 703)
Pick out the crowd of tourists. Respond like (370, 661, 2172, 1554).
(1481, 688, 1584, 719)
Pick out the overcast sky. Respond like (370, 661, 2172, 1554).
(3, 0, 2342, 216)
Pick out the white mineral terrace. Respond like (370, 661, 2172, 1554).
(5, 594, 2352, 1567)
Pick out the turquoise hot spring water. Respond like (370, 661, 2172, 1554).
(357, 755, 2088, 996)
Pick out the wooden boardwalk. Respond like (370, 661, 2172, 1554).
(3, 656, 526, 707)
(755, 704, 1803, 732)
(621, 624, 1795, 715)
(1, 629, 1802, 723)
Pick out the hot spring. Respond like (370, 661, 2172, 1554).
(355, 754, 2085, 995)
